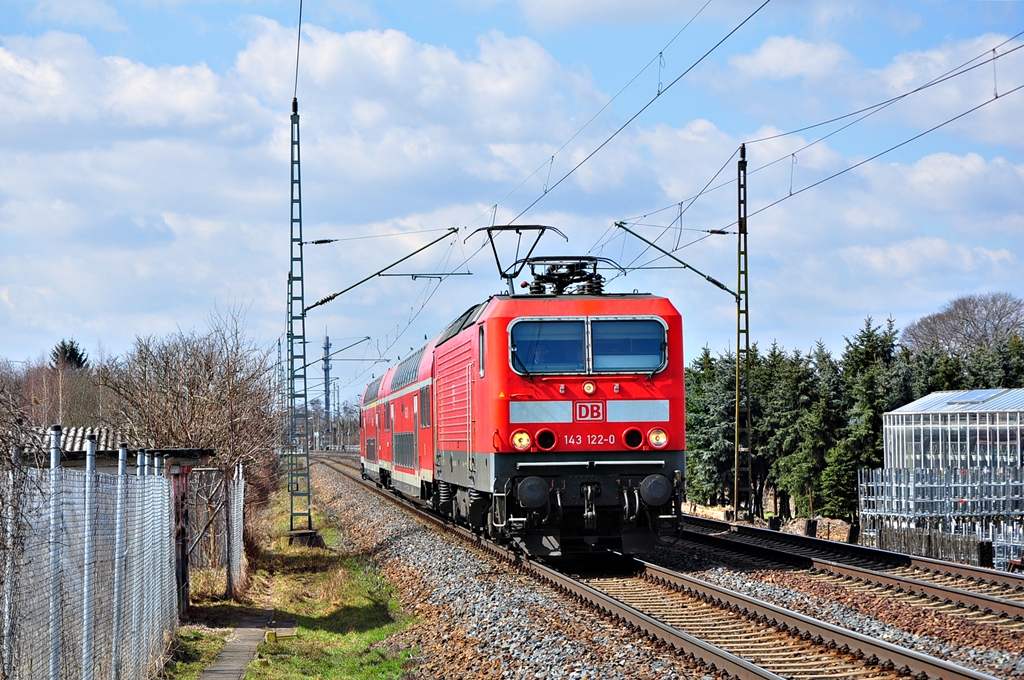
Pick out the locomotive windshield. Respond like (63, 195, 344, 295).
(510, 320, 586, 373)
(592, 319, 665, 372)
(509, 317, 666, 374)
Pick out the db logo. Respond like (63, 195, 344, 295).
(574, 401, 605, 422)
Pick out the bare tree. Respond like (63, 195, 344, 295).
(97, 306, 281, 557)
(901, 292, 1024, 357)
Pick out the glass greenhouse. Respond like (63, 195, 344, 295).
(883, 389, 1024, 469)
(860, 388, 1024, 570)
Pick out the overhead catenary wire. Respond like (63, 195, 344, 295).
(507, 0, 773, 225)
(743, 81, 1024, 224)
(456, 0, 718, 233)
(609, 33, 1024, 242)
(608, 79, 1024, 281)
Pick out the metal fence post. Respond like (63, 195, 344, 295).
(82, 434, 97, 680)
(110, 444, 127, 680)
(2, 445, 20, 679)
(48, 424, 62, 680)
(224, 465, 233, 601)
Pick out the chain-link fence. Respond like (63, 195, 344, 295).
(184, 463, 247, 600)
(0, 433, 177, 680)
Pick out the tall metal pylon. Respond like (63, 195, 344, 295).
(322, 334, 332, 450)
(734, 143, 753, 521)
(287, 96, 312, 532)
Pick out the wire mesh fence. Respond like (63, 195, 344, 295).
(0, 448, 177, 680)
(859, 466, 1024, 570)
(184, 464, 247, 600)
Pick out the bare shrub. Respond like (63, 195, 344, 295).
(97, 306, 281, 559)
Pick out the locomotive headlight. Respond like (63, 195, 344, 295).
(510, 429, 532, 451)
(647, 428, 669, 448)
(582, 380, 597, 395)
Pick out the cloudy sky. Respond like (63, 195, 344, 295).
(2, 0, 1023, 403)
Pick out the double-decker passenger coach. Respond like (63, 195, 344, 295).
(361, 252, 685, 555)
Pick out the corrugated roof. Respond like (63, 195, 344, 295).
(889, 388, 1024, 414)
(59, 427, 131, 452)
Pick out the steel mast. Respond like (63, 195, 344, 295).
(287, 96, 312, 533)
(734, 143, 752, 521)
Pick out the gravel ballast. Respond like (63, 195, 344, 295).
(315, 466, 710, 679)
(315, 465, 1023, 679)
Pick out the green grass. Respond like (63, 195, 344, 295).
(164, 486, 415, 680)
(244, 493, 415, 680)
(163, 624, 230, 680)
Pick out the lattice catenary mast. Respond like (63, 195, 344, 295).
(286, 96, 312, 532)
(733, 143, 752, 520)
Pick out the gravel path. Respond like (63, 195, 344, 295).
(314, 466, 713, 680)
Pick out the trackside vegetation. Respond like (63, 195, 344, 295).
(687, 296, 1024, 522)
(243, 491, 414, 680)
(162, 490, 414, 680)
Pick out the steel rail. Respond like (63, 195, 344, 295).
(678, 527, 1024, 621)
(638, 560, 999, 680)
(679, 518, 1024, 618)
(682, 514, 1024, 590)
(314, 458, 998, 680)
(313, 458, 786, 679)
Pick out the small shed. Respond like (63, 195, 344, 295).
(883, 388, 1024, 469)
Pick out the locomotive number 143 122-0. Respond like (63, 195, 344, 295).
(563, 433, 617, 446)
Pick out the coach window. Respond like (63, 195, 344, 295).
(419, 386, 431, 428)
(591, 319, 666, 372)
(510, 320, 585, 374)
(478, 326, 486, 378)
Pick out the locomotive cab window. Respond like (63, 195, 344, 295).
(592, 319, 666, 372)
(509, 316, 667, 375)
(510, 320, 585, 374)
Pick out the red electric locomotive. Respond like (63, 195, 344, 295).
(361, 242, 685, 555)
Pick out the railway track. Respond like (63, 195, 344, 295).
(677, 516, 1024, 629)
(312, 456, 999, 680)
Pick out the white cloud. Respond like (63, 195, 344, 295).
(872, 33, 1024, 148)
(729, 36, 851, 80)
(28, 0, 125, 32)
(855, 152, 1024, 233)
(0, 32, 253, 127)
(840, 237, 1013, 277)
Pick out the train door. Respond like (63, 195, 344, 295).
(412, 393, 420, 471)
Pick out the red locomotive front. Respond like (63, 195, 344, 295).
(363, 255, 686, 555)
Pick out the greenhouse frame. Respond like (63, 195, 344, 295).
(883, 388, 1024, 469)
(860, 388, 1024, 571)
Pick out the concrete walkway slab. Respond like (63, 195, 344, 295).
(198, 609, 273, 680)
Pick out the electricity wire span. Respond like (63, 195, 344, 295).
(507, 0, 773, 226)
(744, 80, 1024, 225)
(457, 0, 717, 234)
(304, 228, 459, 314)
(602, 79, 1024, 284)
(606, 32, 1024, 247)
